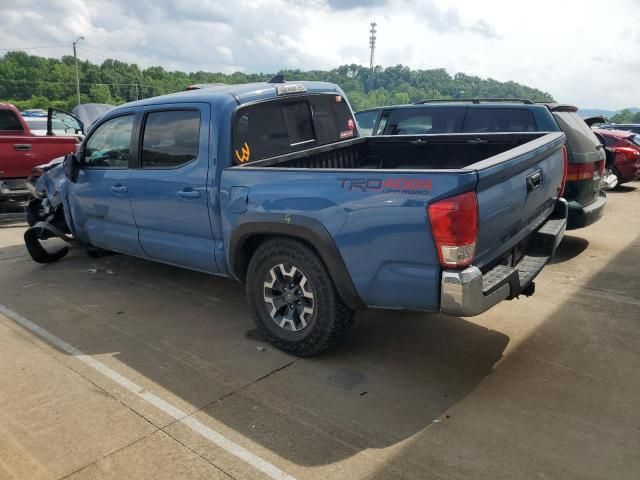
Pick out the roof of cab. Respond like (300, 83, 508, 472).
(123, 81, 341, 109)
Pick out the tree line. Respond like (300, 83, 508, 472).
(0, 51, 554, 113)
(610, 109, 640, 124)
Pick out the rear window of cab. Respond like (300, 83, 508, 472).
(232, 94, 356, 164)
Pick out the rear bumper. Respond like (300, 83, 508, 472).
(615, 158, 640, 183)
(440, 198, 567, 317)
(566, 191, 606, 230)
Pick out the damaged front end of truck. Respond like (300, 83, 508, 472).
(24, 154, 92, 263)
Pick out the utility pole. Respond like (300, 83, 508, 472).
(73, 36, 85, 106)
(369, 22, 377, 70)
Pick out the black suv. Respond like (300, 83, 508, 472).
(355, 99, 606, 230)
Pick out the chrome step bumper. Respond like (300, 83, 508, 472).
(440, 199, 567, 317)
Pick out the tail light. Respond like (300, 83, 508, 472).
(616, 146, 640, 161)
(559, 145, 568, 196)
(566, 160, 604, 181)
(427, 191, 478, 269)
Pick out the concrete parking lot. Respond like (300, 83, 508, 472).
(0, 183, 639, 480)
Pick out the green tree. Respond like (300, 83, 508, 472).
(610, 109, 640, 123)
(0, 52, 556, 113)
(88, 84, 113, 104)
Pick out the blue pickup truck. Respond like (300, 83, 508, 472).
(25, 80, 568, 356)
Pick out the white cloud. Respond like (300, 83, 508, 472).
(0, 0, 638, 109)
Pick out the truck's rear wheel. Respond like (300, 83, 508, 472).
(245, 237, 354, 357)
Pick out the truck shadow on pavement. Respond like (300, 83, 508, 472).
(0, 241, 511, 467)
(549, 235, 589, 264)
(365, 232, 640, 480)
(608, 184, 637, 193)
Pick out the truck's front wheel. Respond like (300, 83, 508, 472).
(245, 238, 354, 357)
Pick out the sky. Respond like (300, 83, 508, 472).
(0, 0, 638, 110)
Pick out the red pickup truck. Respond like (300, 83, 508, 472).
(0, 104, 79, 201)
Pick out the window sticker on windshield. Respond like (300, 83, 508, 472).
(335, 95, 342, 103)
(234, 142, 251, 163)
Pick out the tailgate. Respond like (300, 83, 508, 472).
(471, 132, 565, 269)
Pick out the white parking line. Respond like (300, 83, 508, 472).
(0, 304, 296, 480)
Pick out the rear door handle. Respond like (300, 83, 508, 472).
(110, 185, 128, 193)
(177, 189, 201, 199)
(13, 144, 32, 151)
(526, 170, 543, 193)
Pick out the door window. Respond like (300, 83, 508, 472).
(51, 110, 83, 135)
(141, 110, 201, 168)
(84, 115, 134, 169)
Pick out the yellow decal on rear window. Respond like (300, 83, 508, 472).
(235, 142, 251, 163)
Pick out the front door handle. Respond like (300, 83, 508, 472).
(13, 144, 32, 151)
(177, 189, 201, 199)
(110, 185, 128, 193)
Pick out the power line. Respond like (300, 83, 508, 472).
(77, 46, 111, 60)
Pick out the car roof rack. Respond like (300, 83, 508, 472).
(414, 98, 534, 105)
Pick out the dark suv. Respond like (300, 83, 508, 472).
(543, 104, 607, 228)
(355, 99, 606, 230)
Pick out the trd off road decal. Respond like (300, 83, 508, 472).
(338, 178, 432, 194)
(235, 142, 251, 163)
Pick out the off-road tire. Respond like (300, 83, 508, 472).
(245, 237, 355, 357)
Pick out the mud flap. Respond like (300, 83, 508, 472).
(24, 221, 75, 264)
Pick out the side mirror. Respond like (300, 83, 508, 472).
(63, 153, 80, 183)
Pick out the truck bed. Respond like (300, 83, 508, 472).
(243, 132, 546, 170)
(221, 131, 566, 312)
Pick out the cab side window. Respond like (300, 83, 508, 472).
(141, 110, 200, 168)
(84, 115, 134, 169)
